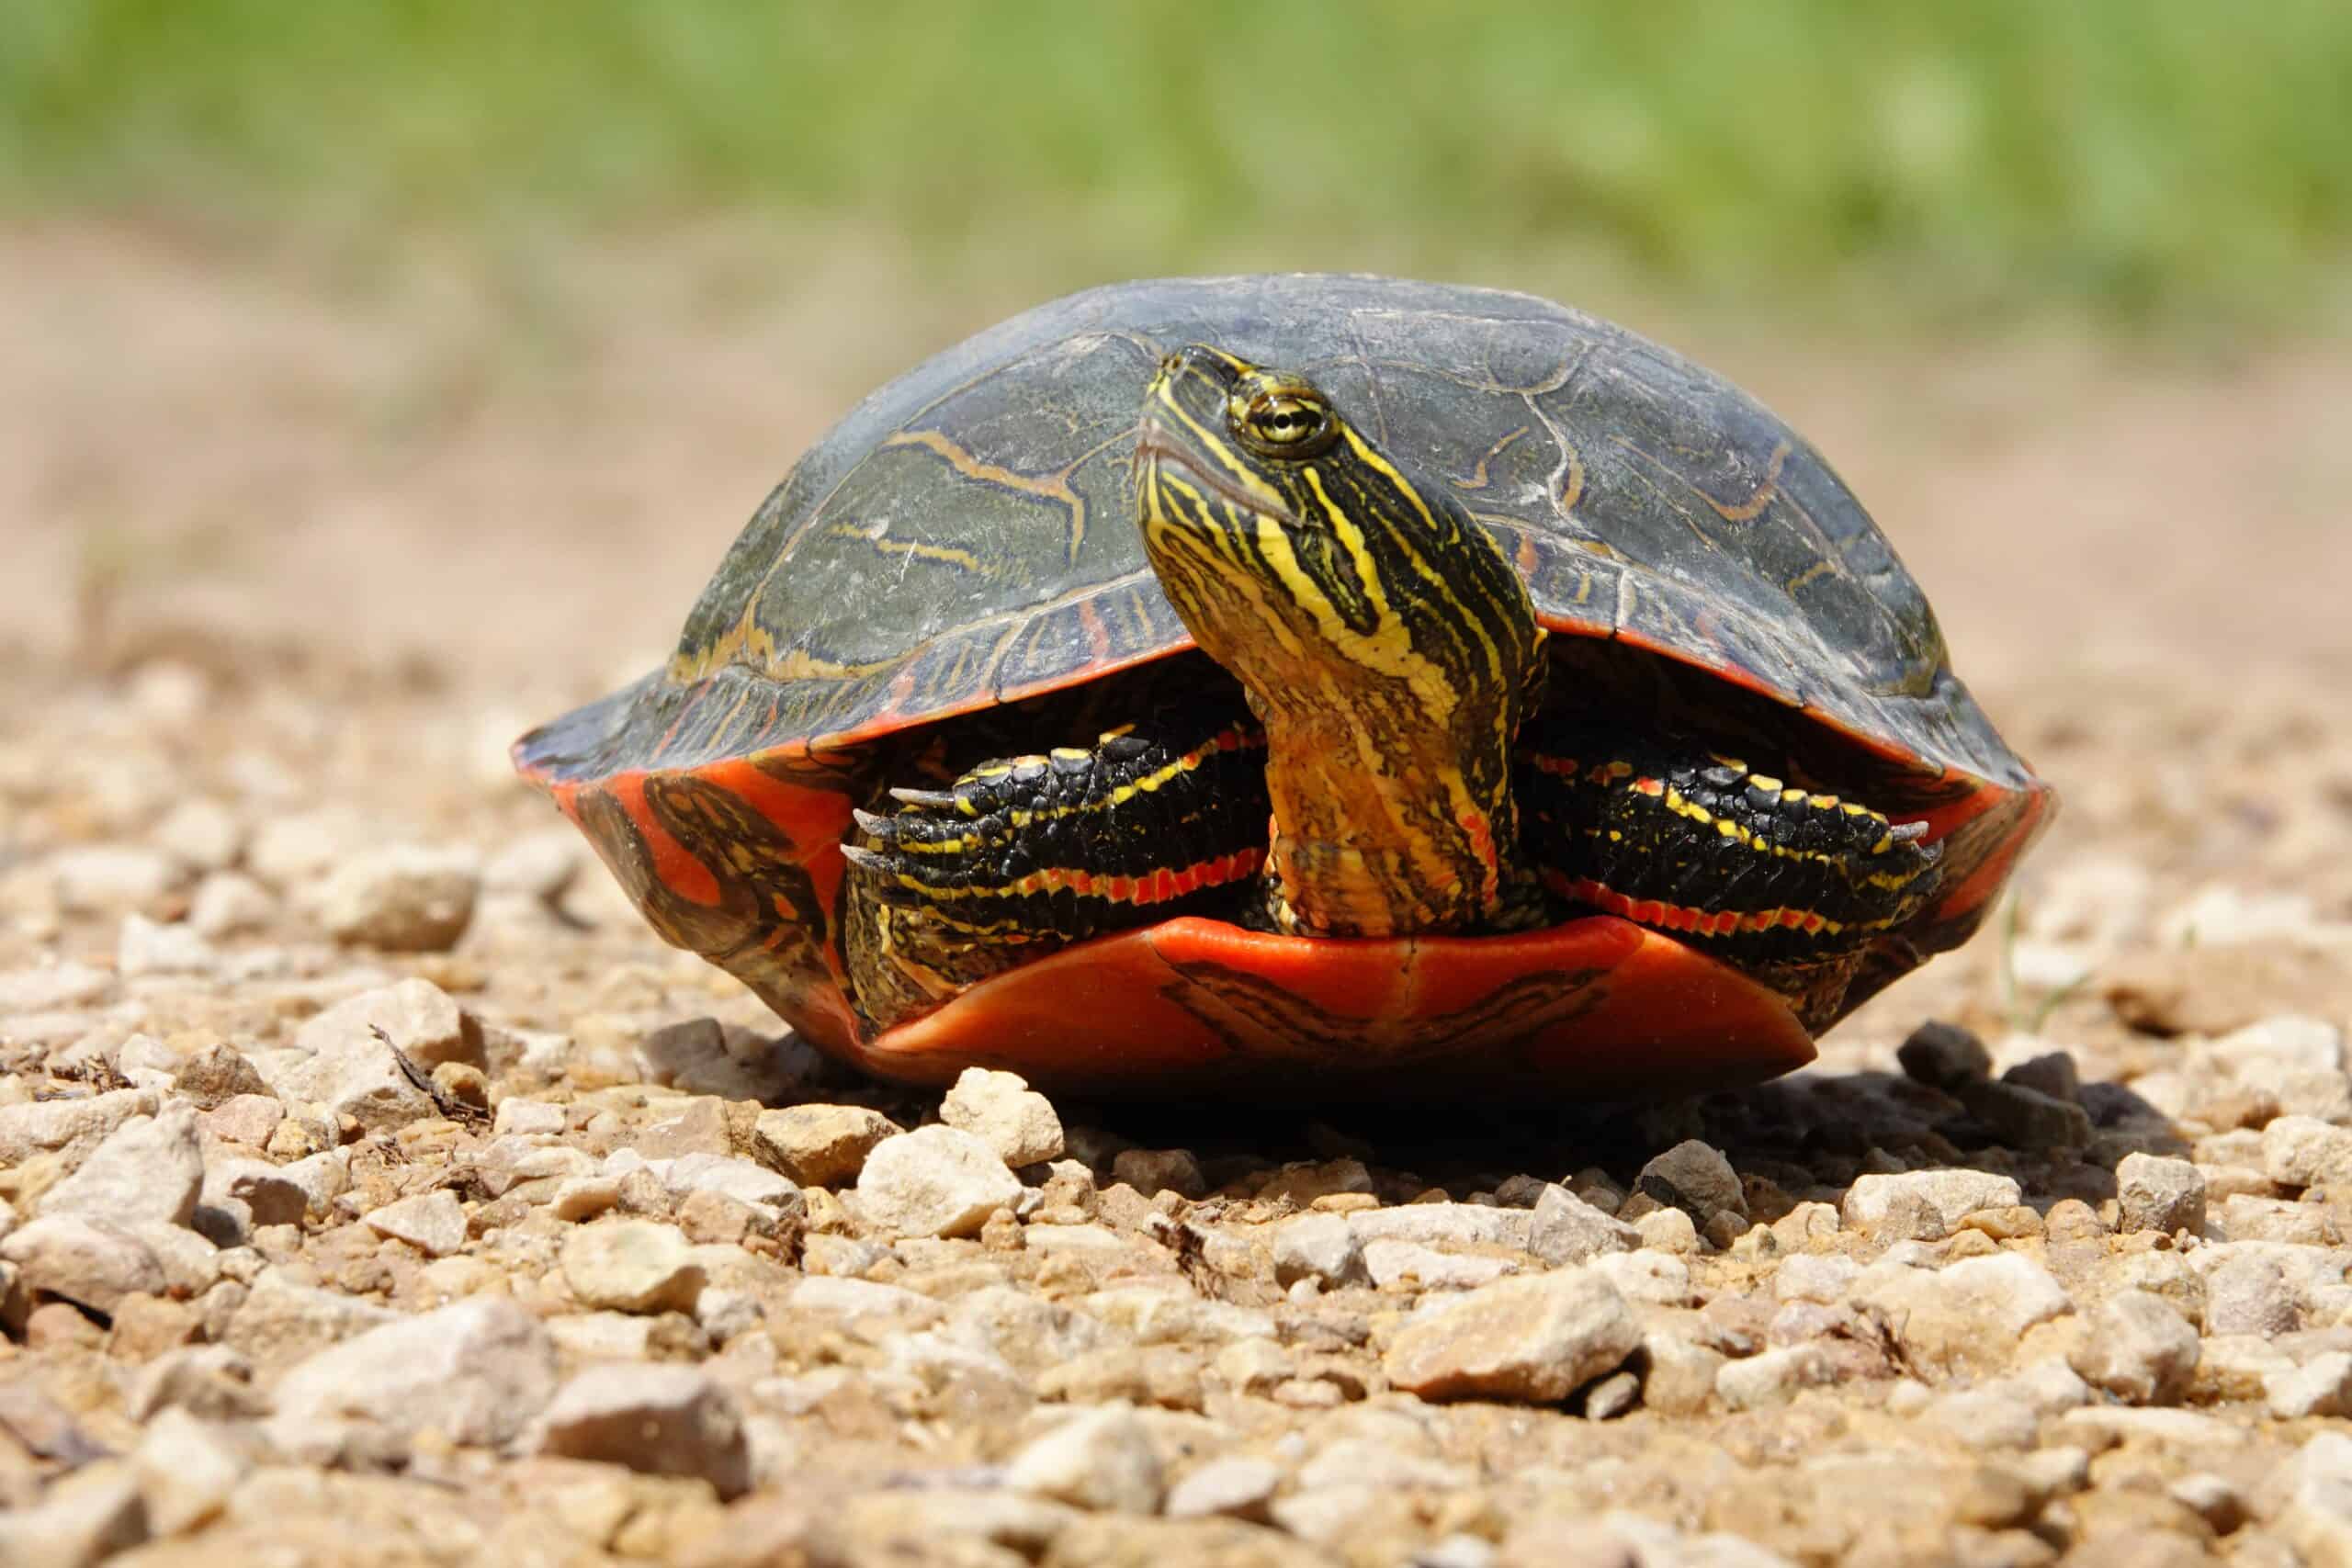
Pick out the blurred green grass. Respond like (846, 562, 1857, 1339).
(4, 0, 2348, 323)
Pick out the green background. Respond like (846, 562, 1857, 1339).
(6, 0, 2348, 326)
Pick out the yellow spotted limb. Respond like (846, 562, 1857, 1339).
(1520, 724, 1942, 985)
(839, 705, 1271, 1031)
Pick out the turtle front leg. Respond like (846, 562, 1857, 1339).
(839, 713, 1270, 1032)
(1518, 726, 1943, 1028)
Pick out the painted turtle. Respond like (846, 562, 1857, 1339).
(515, 275, 2052, 1098)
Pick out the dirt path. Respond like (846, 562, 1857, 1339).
(6, 225, 2352, 1566)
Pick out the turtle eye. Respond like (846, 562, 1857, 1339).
(1235, 390, 1337, 459)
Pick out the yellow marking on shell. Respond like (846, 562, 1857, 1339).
(885, 429, 1090, 550)
(669, 615, 896, 684)
(1456, 426, 1528, 491)
(1703, 441, 1792, 523)
(824, 523, 987, 573)
(1558, 447, 1587, 513)
(1788, 558, 1836, 592)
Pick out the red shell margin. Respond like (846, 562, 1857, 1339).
(515, 619, 2053, 1098)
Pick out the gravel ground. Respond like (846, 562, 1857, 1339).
(6, 232, 2352, 1566)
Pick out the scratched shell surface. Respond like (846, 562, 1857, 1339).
(520, 274, 2025, 795)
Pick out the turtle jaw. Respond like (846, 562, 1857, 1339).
(1136, 349, 1547, 940)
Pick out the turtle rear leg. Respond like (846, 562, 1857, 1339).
(1519, 726, 1942, 1027)
(840, 711, 1270, 1032)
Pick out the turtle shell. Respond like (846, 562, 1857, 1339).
(516, 275, 2051, 1095)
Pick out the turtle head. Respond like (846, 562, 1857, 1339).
(1134, 344, 1540, 716)
(1136, 344, 1546, 937)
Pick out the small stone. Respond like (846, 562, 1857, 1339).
(1841, 1169, 2022, 1240)
(1259, 1158, 1374, 1205)
(1384, 1268, 1638, 1403)
(752, 1103, 901, 1186)
(2167, 1472, 2248, 1535)
(2043, 1197, 2109, 1242)
(51, 843, 181, 911)
(27, 1299, 107, 1350)
(1363, 1238, 1518, 1291)
(1774, 1254, 1861, 1304)
(119, 912, 218, 977)
(1271, 1213, 1367, 1289)
(269, 1296, 558, 1451)
(2069, 1290, 2200, 1405)
(1528, 1184, 1639, 1266)
(107, 1292, 202, 1360)
(1581, 1368, 1642, 1420)
(1349, 1203, 1526, 1250)
(561, 1219, 706, 1313)
(187, 871, 276, 937)
(222, 1268, 400, 1368)
(1, 1213, 164, 1312)
(940, 1066, 1066, 1167)
(2116, 1153, 2208, 1236)
(1213, 1338, 1294, 1394)
(663, 1151, 803, 1215)
(1926, 1390, 2040, 1450)
(1111, 1147, 1206, 1199)
(1715, 1344, 1833, 1410)
(153, 798, 243, 871)
(549, 1177, 622, 1222)
(202, 1156, 309, 1229)
(493, 1098, 568, 1136)
(1165, 1456, 1282, 1521)
(274, 1010, 447, 1133)
(1897, 1019, 1992, 1088)
(854, 1125, 1023, 1239)
(132, 1406, 252, 1536)
(2267, 1351, 2352, 1419)
(1005, 1404, 1166, 1513)
(0, 1460, 149, 1565)
(318, 843, 480, 951)
(0, 1086, 158, 1167)
(1955, 1077, 2093, 1148)
(126, 1345, 269, 1423)
(2265, 1115, 2352, 1190)
(0, 960, 114, 1014)
(1037, 1345, 1204, 1411)
(2002, 1050, 2082, 1103)
(1853, 1252, 2072, 1366)
(1588, 1250, 1692, 1305)
(299, 976, 478, 1068)
(1636, 1139, 1747, 1225)
(2205, 1249, 2301, 1336)
(536, 1363, 752, 1499)
(1633, 1207, 1699, 1254)
(1641, 1332, 1727, 1416)
(40, 1103, 203, 1228)
(177, 1044, 272, 1111)
(362, 1189, 468, 1257)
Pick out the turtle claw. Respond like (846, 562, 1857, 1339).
(888, 786, 958, 809)
(851, 807, 896, 839)
(838, 842, 890, 872)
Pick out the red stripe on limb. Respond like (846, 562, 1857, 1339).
(1543, 872, 1830, 942)
(1457, 807, 1499, 900)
